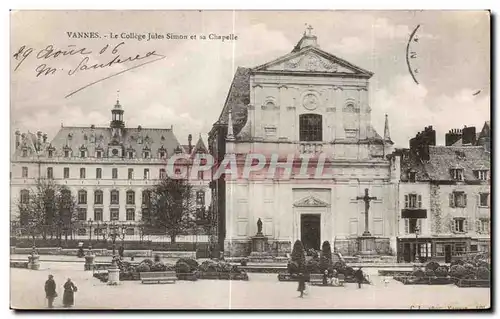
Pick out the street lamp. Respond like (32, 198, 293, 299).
(106, 222, 125, 257)
(415, 223, 421, 263)
(87, 218, 93, 249)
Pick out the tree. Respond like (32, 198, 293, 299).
(144, 177, 196, 243)
(290, 240, 306, 273)
(319, 240, 333, 273)
(54, 185, 78, 243)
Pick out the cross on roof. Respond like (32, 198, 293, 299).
(306, 24, 313, 36)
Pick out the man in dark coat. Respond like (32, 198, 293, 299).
(62, 278, 77, 308)
(355, 267, 364, 289)
(44, 275, 57, 308)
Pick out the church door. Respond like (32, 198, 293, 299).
(301, 214, 321, 250)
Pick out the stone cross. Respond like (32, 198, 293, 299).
(306, 24, 313, 36)
(356, 188, 377, 236)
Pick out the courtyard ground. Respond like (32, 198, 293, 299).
(10, 263, 490, 310)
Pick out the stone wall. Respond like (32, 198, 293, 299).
(224, 239, 291, 257)
(334, 237, 393, 256)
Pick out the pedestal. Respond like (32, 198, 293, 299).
(357, 236, 377, 255)
(251, 233, 268, 253)
(84, 253, 95, 271)
(107, 265, 120, 285)
(28, 254, 40, 270)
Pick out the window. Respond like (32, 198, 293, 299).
(299, 114, 322, 141)
(159, 168, 166, 179)
(474, 170, 488, 180)
(126, 190, 135, 205)
(47, 167, 53, 179)
(479, 193, 489, 207)
(404, 194, 422, 209)
(48, 150, 53, 158)
(453, 218, 466, 233)
(450, 168, 464, 181)
(144, 151, 150, 159)
(142, 191, 150, 205)
(409, 172, 416, 183)
(175, 168, 181, 175)
(78, 190, 87, 204)
(21, 167, 28, 178)
(94, 190, 103, 205)
(449, 192, 467, 208)
(112, 168, 118, 179)
(404, 218, 422, 234)
(110, 190, 119, 204)
(80, 168, 86, 179)
(64, 167, 70, 179)
(198, 170, 204, 180)
(128, 168, 134, 180)
(112, 149, 119, 156)
(126, 209, 135, 221)
(159, 151, 166, 159)
(476, 218, 490, 234)
(64, 150, 69, 158)
(20, 189, 29, 204)
(78, 208, 87, 221)
(80, 150, 86, 158)
(110, 209, 119, 221)
(22, 149, 28, 157)
(196, 190, 205, 206)
(96, 151, 102, 158)
(128, 151, 134, 159)
(77, 228, 87, 236)
(144, 169, 150, 180)
(96, 168, 102, 179)
(93, 208, 103, 221)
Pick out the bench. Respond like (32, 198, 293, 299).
(140, 271, 177, 284)
(310, 274, 345, 287)
(309, 274, 324, 286)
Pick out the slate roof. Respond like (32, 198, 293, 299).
(402, 146, 490, 182)
(45, 126, 183, 158)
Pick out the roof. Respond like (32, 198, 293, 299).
(47, 126, 183, 158)
(402, 146, 490, 182)
(215, 67, 251, 135)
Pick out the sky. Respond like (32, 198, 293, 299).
(10, 10, 490, 148)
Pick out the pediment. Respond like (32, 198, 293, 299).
(293, 195, 329, 207)
(253, 47, 372, 76)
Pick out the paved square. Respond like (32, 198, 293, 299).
(10, 264, 490, 309)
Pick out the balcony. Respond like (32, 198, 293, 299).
(402, 209, 427, 219)
(299, 142, 324, 154)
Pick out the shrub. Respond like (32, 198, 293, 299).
(424, 270, 435, 278)
(177, 258, 199, 272)
(291, 240, 306, 273)
(435, 266, 448, 277)
(477, 267, 490, 280)
(154, 254, 161, 263)
(425, 261, 440, 272)
(319, 241, 333, 273)
(450, 265, 467, 279)
(176, 261, 190, 274)
(306, 259, 321, 274)
(412, 269, 425, 278)
(199, 260, 218, 273)
(142, 259, 154, 266)
(151, 262, 167, 272)
(136, 263, 150, 273)
(450, 259, 465, 267)
(240, 258, 248, 266)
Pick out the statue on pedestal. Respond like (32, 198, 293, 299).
(257, 218, 263, 235)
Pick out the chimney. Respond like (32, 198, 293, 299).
(445, 128, 462, 146)
(37, 131, 42, 146)
(409, 126, 436, 161)
(138, 125, 142, 131)
(15, 130, 20, 148)
(42, 133, 47, 143)
(462, 126, 476, 145)
(188, 134, 193, 153)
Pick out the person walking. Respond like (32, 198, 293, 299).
(44, 275, 57, 308)
(62, 278, 77, 308)
(297, 272, 306, 298)
(355, 267, 364, 289)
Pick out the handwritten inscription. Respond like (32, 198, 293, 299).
(12, 42, 165, 97)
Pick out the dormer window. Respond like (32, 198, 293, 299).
(450, 168, 464, 181)
(64, 150, 70, 158)
(48, 150, 53, 158)
(22, 149, 28, 157)
(128, 151, 134, 159)
(138, 136, 143, 144)
(159, 151, 166, 159)
(96, 150, 102, 158)
(112, 149, 119, 157)
(144, 151, 150, 159)
(80, 150, 86, 158)
(474, 170, 488, 181)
